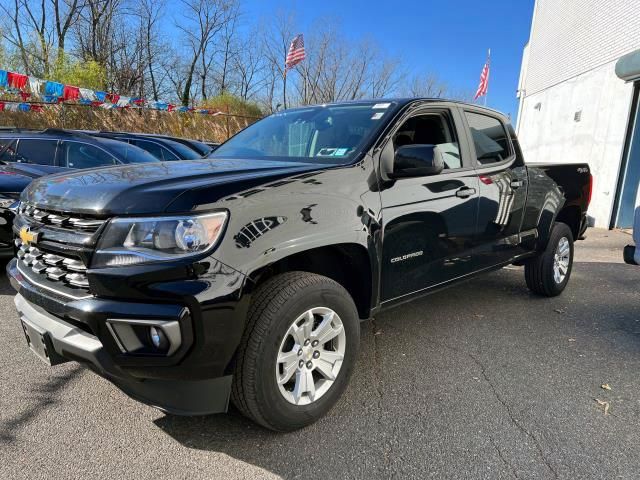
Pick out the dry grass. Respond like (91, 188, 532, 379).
(0, 104, 259, 142)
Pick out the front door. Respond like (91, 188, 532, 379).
(379, 107, 479, 302)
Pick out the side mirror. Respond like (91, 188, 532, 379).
(390, 145, 444, 179)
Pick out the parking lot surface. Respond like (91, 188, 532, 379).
(1, 229, 639, 479)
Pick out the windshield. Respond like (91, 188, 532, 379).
(99, 138, 159, 164)
(212, 102, 396, 164)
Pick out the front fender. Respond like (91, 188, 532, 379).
(209, 161, 381, 279)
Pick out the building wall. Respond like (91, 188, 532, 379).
(518, 61, 634, 227)
(524, 0, 640, 96)
(517, 0, 640, 228)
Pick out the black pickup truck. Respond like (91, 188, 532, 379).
(7, 99, 591, 431)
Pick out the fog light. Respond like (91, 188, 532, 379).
(106, 318, 183, 355)
(149, 326, 168, 350)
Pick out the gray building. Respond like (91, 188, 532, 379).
(517, 0, 640, 228)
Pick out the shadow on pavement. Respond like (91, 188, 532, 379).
(0, 365, 82, 444)
(153, 261, 640, 478)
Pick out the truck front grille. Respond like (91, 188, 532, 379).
(18, 204, 106, 233)
(17, 241, 89, 289)
(14, 203, 107, 298)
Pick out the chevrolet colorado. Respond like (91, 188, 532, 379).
(7, 99, 592, 431)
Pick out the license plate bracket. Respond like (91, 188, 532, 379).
(21, 318, 67, 366)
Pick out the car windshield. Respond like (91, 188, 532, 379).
(212, 101, 397, 164)
(99, 138, 159, 164)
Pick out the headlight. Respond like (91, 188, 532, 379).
(91, 211, 228, 268)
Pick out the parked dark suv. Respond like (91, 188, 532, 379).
(0, 129, 158, 255)
(0, 129, 159, 168)
(85, 132, 205, 161)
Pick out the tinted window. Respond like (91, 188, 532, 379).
(464, 111, 511, 165)
(15, 139, 58, 165)
(62, 141, 117, 169)
(170, 138, 211, 156)
(159, 139, 200, 160)
(0, 139, 17, 162)
(393, 112, 462, 170)
(98, 138, 159, 164)
(132, 140, 167, 160)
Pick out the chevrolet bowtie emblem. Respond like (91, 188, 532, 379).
(19, 227, 40, 245)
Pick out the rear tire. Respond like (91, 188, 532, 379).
(231, 271, 360, 431)
(525, 222, 574, 297)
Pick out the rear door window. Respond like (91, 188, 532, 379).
(464, 111, 512, 165)
(0, 139, 17, 162)
(61, 141, 117, 169)
(132, 140, 178, 161)
(15, 139, 58, 165)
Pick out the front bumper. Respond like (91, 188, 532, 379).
(7, 257, 250, 415)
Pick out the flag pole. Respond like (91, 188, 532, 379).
(484, 49, 490, 107)
(283, 68, 287, 110)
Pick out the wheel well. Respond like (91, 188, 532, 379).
(555, 205, 581, 239)
(249, 244, 373, 319)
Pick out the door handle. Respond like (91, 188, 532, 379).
(455, 187, 476, 198)
(510, 179, 524, 189)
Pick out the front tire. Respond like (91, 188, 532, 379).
(231, 272, 360, 431)
(525, 222, 574, 297)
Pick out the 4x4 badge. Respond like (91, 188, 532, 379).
(19, 227, 40, 245)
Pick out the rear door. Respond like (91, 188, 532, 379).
(60, 141, 118, 169)
(14, 138, 59, 166)
(379, 105, 479, 301)
(461, 108, 528, 269)
(131, 139, 177, 161)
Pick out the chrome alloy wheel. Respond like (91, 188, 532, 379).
(553, 237, 570, 284)
(275, 307, 346, 406)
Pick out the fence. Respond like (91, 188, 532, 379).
(0, 102, 261, 142)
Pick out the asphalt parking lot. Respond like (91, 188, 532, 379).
(1, 229, 639, 479)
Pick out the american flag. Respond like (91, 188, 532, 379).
(474, 51, 490, 100)
(285, 34, 306, 72)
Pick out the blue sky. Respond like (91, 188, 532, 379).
(244, 0, 535, 120)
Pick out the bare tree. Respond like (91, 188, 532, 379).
(0, 0, 83, 76)
(211, 0, 239, 96)
(136, 0, 164, 100)
(176, 0, 231, 105)
(403, 73, 448, 98)
(259, 12, 295, 110)
(368, 56, 403, 98)
(233, 27, 265, 100)
(53, 0, 82, 63)
(75, 0, 122, 66)
(292, 29, 402, 104)
(0, 0, 34, 74)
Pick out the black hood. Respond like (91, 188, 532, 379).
(21, 158, 321, 215)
